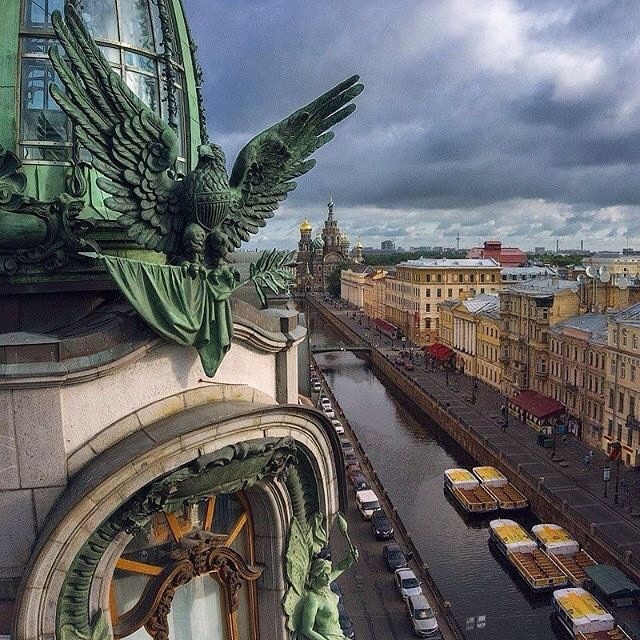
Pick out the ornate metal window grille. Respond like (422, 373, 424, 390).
(110, 492, 259, 640)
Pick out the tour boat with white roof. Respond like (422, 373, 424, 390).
(489, 519, 568, 591)
(552, 587, 631, 639)
(443, 468, 498, 513)
(532, 524, 597, 587)
(472, 466, 528, 511)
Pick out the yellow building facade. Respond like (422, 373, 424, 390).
(385, 259, 501, 344)
(439, 295, 501, 389)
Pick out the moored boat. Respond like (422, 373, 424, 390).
(489, 518, 568, 591)
(552, 587, 631, 639)
(472, 466, 528, 510)
(532, 524, 597, 587)
(444, 468, 498, 513)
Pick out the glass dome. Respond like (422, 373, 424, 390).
(14, 0, 202, 207)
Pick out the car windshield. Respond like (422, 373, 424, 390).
(389, 550, 402, 560)
(402, 577, 419, 589)
(363, 501, 379, 510)
(414, 609, 434, 620)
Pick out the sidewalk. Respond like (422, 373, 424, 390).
(312, 296, 640, 560)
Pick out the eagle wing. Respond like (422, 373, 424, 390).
(49, 4, 185, 254)
(222, 75, 364, 254)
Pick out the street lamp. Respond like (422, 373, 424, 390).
(614, 458, 621, 505)
(603, 465, 611, 498)
(471, 377, 478, 404)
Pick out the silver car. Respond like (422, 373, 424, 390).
(406, 593, 438, 636)
(394, 568, 422, 601)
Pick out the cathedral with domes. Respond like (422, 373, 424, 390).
(295, 199, 363, 292)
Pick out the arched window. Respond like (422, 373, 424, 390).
(110, 492, 259, 640)
(20, 0, 188, 171)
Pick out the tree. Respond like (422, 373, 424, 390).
(326, 262, 350, 298)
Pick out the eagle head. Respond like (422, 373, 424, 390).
(196, 143, 226, 168)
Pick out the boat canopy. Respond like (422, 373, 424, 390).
(444, 468, 478, 490)
(532, 524, 579, 556)
(553, 588, 614, 635)
(490, 519, 537, 553)
(473, 466, 507, 487)
(584, 565, 640, 601)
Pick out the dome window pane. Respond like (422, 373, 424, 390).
(78, 0, 119, 41)
(118, 0, 155, 51)
(125, 70, 159, 112)
(23, 0, 64, 28)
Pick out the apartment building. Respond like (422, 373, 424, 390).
(439, 295, 501, 389)
(549, 314, 608, 449)
(603, 303, 640, 467)
(500, 278, 581, 396)
(385, 258, 501, 344)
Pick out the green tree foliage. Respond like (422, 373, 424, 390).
(326, 262, 351, 297)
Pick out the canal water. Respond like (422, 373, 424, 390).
(308, 311, 562, 640)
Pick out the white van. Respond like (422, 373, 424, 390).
(355, 489, 380, 519)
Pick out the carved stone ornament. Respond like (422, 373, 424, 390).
(0, 145, 98, 275)
(57, 437, 298, 640)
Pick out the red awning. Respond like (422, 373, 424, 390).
(426, 342, 454, 361)
(509, 390, 564, 420)
(373, 318, 398, 334)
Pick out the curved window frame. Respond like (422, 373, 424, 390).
(18, 0, 188, 169)
(109, 492, 259, 640)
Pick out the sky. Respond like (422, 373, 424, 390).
(184, 0, 640, 253)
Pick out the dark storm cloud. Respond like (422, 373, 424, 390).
(184, 0, 640, 250)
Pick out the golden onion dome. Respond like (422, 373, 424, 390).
(299, 218, 312, 232)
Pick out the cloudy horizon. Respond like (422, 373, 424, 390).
(185, 0, 640, 253)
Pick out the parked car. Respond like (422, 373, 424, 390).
(343, 450, 358, 466)
(311, 381, 321, 392)
(338, 603, 355, 639)
(355, 489, 380, 519)
(383, 543, 408, 571)
(323, 406, 336, 419)
(349, 471, 369, 492)
(371, 510, 394, 540)
(406, 593, 439, 637)
(340, 439, 355, 456)
(331, 419, 345, 434)
(394, 568, 422, 600)
(345, 461, 361, 475)
(319, 395, 331, 408)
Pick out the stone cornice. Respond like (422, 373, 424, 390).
(0, 299, 306, 388)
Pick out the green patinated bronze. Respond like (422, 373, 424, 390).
(57, 436, 299, 640)
(283, 513, 358, 640)
(0, 145, 98, 275)
(42, 2, 361, 374)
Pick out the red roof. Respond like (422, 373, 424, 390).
(509, 390, 564, 420)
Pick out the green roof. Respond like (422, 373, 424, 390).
(584, 564, 640, 598)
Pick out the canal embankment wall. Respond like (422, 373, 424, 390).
(306, 295, 640, 584)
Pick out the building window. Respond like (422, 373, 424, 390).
(609, 389, 614, 409)
(633, 334, 638, 350)
(109, 492, 257, 640)
(608, 419, 613, 436)
(623, 329, 628, 348)
(619, 391, 625, 413)
(480, 274, 485, 283)
(425, 303, 431, 313)
(447, 288, 452, 298)
(621, 362, 626, 379)
(19, 0, 188, 170)
(436, 289, 442, 297)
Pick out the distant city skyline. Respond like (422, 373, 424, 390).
(186, 1, 640, 252)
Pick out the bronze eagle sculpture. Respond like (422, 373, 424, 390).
(49, 4, 363, 273)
